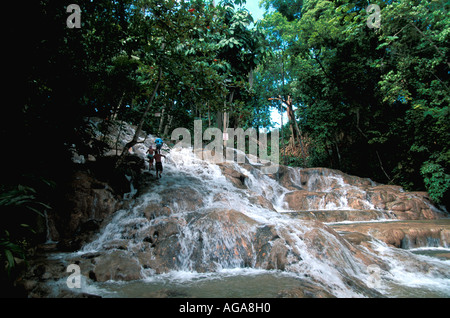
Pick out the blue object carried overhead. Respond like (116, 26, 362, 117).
(155, 138, 163, 150)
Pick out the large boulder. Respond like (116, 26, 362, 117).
(217, 163, 248, 189)
(50, 152, 149, 252)
(277, 282, 336, 298)
(284, 191, 326, 211)
(269, 167, 375, 192)
(282, 168, 446, 221)
(160, 187, 204, 213)
(366, 186, 442, 220)
(53, 170, 124, 251)
(331, 219, 450, 249)
(283, 209, 396, 223)
(91, 250, 142, 282)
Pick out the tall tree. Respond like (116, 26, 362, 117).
(259, 0, 449, 204)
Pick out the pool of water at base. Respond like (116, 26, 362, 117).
(89, 270, 310, 298)
(381, 284, 450, 298)
(80, 268, 450, 298)
(380, 248, 450, 298)
(410, 247, 450, 261)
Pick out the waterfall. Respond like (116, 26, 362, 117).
(123, 174, 137, 200)
(51, 138, 449, 298)
(43, 210, 57, 244)
(286, 167, 378, 211)
(74, 147, 375, 297)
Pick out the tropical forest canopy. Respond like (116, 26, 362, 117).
(1, 0, 449, 276)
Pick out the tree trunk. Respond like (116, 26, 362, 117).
(223, 111, 228, 147)
(111, 91, 126, 121)
(118, 67, 163, 164)
(225, 90, 235, 128)
(158, 105, 165, 135)
(334, 140, 341, 168)
(115, 121, 125, 156)
(163, 115, 173, 136)
(355, 109, 392, 182)
(409, 22, 450, 69)
(222, 90, 235, 147)
(248, 68, 254, 90)
(286, 97, 296, 146)
(216, 109, 222, 130)
(285, 96, 307, 157)
(207, 102, 211, 127)
(280, 102, 284, 165)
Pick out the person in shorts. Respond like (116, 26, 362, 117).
(146, 145, 155, 170)
(154, 151, 166, 178)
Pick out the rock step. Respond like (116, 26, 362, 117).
(330, 219, 450, 249)
(279, 209, 397, 223)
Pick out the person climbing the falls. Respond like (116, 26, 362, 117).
(154, 150, 166, 179)
(155, 137, 163, 152)
(146, 145, 155, 170)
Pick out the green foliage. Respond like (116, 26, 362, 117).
(0, 185, 50, 275)
(0, 185, 50, 218)
(259, 0, 449, 206)
(6, 1, 271, 273)
(421, 161, 450, 204)
(260, 0, 304, 21)
(0, 234, 26, 276)
(9, 1, 449, 278)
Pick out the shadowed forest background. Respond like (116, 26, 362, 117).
(1, 0, 449, 291)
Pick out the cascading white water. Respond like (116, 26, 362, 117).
(43, 210, 57, 244)
(364, 240, 450, 297)
(62, 136, 449, 298)
(77, 146, 377, 296)
(287, 167, 378, 211)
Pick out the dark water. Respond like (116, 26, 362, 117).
(410, 248, 450, 261)
(71, 266, 450, 298)
(53, 147, 450, 299)
(89, 270, 311, 298)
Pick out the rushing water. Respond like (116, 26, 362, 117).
(411, 247, 450, 261)
(85, 269, 314, 298)
(48, 138, 450, 298)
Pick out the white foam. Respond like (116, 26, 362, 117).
(74, 143, 450, 298)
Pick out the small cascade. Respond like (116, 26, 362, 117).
(286, 167, 378, 212)
(38, 126, 449, 298)
(364, 240, 450, 297)
(400, 232, 448, 249)
(123, 175, 137, 200)
(43, 210, 57, 244)
(77, 147, 387, 297)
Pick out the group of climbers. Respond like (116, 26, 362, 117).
(146, 137, 166, 178)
